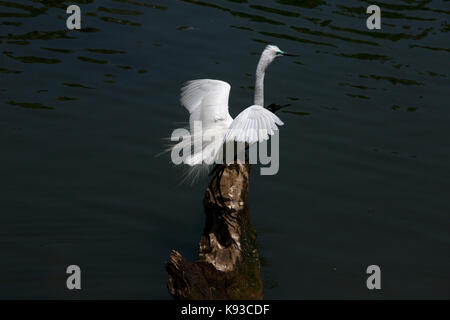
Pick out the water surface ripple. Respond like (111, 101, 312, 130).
(0, 0, 449, 299)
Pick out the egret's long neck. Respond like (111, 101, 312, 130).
(254, 54, 270, 107)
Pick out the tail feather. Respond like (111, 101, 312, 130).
(163, 124, 227, 185)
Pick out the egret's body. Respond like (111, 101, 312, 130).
(171, 45, 295, 179)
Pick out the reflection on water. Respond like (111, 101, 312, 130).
(0, 0, 449, 299)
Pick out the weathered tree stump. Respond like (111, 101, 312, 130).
(166, 163, 263, 299)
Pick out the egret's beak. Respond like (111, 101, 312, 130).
(282, 52, 298, 57)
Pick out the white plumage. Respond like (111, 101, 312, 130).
(224, 105, 283, 144)
(181, 79, 233, 133)
(170, 44, 294, 179)
(179, 79, 283, 166)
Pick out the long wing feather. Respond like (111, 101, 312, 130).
(178, 79, 233, 168)
(224, 105, 283, 144)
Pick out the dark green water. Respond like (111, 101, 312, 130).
(0, 0, 449, 299)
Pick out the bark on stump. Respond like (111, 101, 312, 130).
(165, 163, 263, 299)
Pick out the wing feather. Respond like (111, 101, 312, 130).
(178, 79, 233, 166)
(224, 105, 283, 144)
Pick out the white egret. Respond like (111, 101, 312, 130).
(170, 44, 296, 180)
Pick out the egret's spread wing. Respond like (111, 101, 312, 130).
(225, 105, 283, 144)
(180, 79, 232, 128)
(179, 79, 233, 167)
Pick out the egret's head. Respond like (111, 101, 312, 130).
(258, 44, 297, 71)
